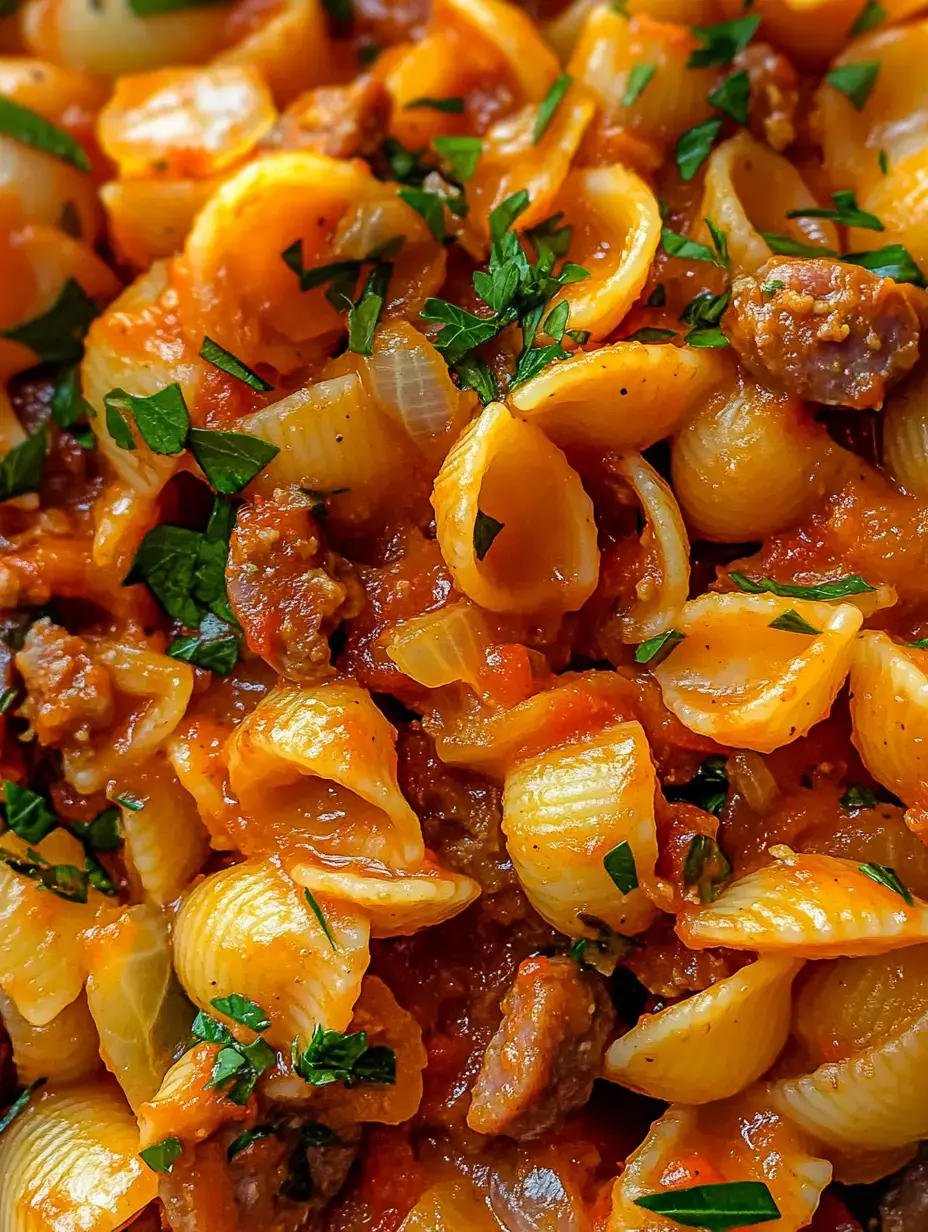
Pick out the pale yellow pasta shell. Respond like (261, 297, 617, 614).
(653, 593, 862, 752)
(508, 342, 729, 455)
(677, 852, 928, 958)
(173, 858, 370, 1048)
(399, 1182, 499, 1232)
(604, 957, 802, 1103)
(437, 0, 560, 103)
(137, 1042, 237, 1150)
(701, 132, 838, 274)
(671, 376, 836, 542)
(502, 720, 658, 937)
(120, 759, 210, 907)
(613, 452, 690, 642)
(214, 0, 328, 105)
(62, 642, 194, 794)
(100, 178, 222, 270)
(0, 105, 101, 241)
(883, 363, 928, 499)
(772, 1005, 928, 1151)
(0, 830, 114, 1026)
(385, 602, 492, 693)
(85, 904, 194, 1110)
(549, 163, 660, 340)
(607, 1096, 831, 1232)
(431, 402, 599, 615)
(0, 1080, 157, 1232)
(0, 990, 101, 1086)
(849, 631, 928, 806)
(226, 677, 424, 869)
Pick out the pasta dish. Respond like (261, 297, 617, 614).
(2, 0, 928, 1227)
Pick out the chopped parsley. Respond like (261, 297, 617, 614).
(194, 1000, 277, 1104)
(626, 327, 677, 343)
(603, 840, 638, 894)
(186, 428, 278, 495)
(707, 68, 750, 125)
(199, 337, 273, 393)
(634, 1180, 779, 1229)
(768, 608, 821, 635)
(0, 95, 89, 170)
(432, 135, 482, 182)
(0, 430, 47, 503)
(682, 833, 732, 902)
(70, 806, 121, 852)
(661, 226, 724, 266)
(727, 572, 874, 600)
(825, 60, 880, 110)
(840, 783, 878, 812)
(859, 862, 913, 904)
(850, 0, 885, 33)
(210, 993, 271, 1032)
(0, 279, 97, 365)
(473, 509, 504, 561)
(227, 1125, 275, 1161)
(104, 385, 189, 455)
(843, 244, 927, 287)
(50, 366, 94, 431)
(687, 15, 760, 67)
(404, 96, 464, 113)
(139, 1137, 183, 1173)
(303, 889, 338, 951)
(787, 189, 883, 231)
(622, 63, 656, 107)
(4, 781, 59, 845)
(759, 232, 837, 258)
(665, 756, 729, 818)
(675, 117, 723, 181)
(292, 1025, 396, 1087)
(0, 844, 90, 903)
(398, 186, 446, 242)
(634, 628, 685, 664)
(168, 612, 239, 676)
(680, 287, 731, 347)
(0, 1077, 45, 1137)
(533, 74, 572, 143)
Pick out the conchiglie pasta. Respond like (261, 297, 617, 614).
(545, 163, 661, 341)
(0, 829, 114, 1026)
(508, 342, 729, 455)
(677, 852, 928, 957)
(399, 1182, 499, 1232)
(213, 0, 328, 106)
(119, 756, 210, 906)
(173, 858, 371, 1050)
(59, 641, 195, 794)
(652, 593, 862, 752)
(137, 1041, 245, 1150)
(607, 1095, 831, 1232)
(603, 957, 802, 1103)
(671, 374, 836, 541)
(100, 177, 223, 270)
(290, 859, 480, 939)
(85, 905, 194, 1110)
(0, 990, 101, 1086)
(0, 1080, 157, 1232)
(431, 401, 600, 615)
(502, 720, 659, 937)
(700, 132, 839, 275)
(883, 364, 928, 498)
(98, 66, 276, 179)
(849, 632, 928, 805)
(226, 677, 425, 869)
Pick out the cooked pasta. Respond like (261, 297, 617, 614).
(3, 1, 928, 1228)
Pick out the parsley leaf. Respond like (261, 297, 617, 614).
(708, 68, 750, 124)
(227, 1125, 275, 1161)
(727, 572, 874, 600)
(0, 1078, 45, 1137)
(398, 186, 445, 242)
(114, 793, 144, 811)
(129, 0, 236, 13)
(292, 1025, 396, 1087)
(622, 63, 656, 107)
(787, 189, 883, 231)
(405, 96, 464, 112)
(168, 613, 239, 676)
(210, 993, 271, 1032)
(676, 117, 723, 180)
(0, 687, 17, 716)
(0, 844, 88, 902)
(70, 806, 121, 852)
(0, 279, 97, 364)
(626, 327, 677, 342)
(432, 135, 482, 182)
(840, 783, 878, 813)
(473, 509, 504, 560)
(826, 60, 880, 110)
(348, 263, 391, 355)
(420, 300, 499, 364)
(50, 367, 94, 430)
(646, 283, 666, 307)
(682, 833, 732, 902)
(124, 525, 207, 628)
(769, 608, 821, 635)
(661, 226, 721, 265)
(0, 95, 89, 170)
(604, 840, 638, 894)
(843, 244, 927, 287)
(103, 385, 189, 455)
(759, 231, 837, 257)
(688, 15, 760, 67)
(199, 337, 273, 392)
(635, 628, 685, 664)
(634, 1181, 780, 1230)
(850, 0, 885, 33)
(453, 355, 497, 405)
(186, 427, 279, 495)
(140, 1136, 183, 1173)
(4, 781, 59, 844)
(859, 861, 913, 904)
(304, 889, 338, 951)
(533, 74, 572, 143)
(666, 756, 729, 818)
(0, 430, 47, 502)
(878, 148, 888, 174)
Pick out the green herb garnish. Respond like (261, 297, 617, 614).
(304, 889, 338, 951)
(676, 117, 723, 181)
(292, 1025, 396, 1087)
(727, 572, 874, 600)
(0, 280, 97, 364)
(634, 628, 685, 664)
(473, 509, 504, 561)
(186, 427, 278, 495)
(0, 430, 47, 503)
(859, 862, 913, 904)
(199, 337, 273, 392)
(604, 840, 638, 894)
(787, 189, 883, 231)
(682, 832, 732, 902)
(688, 15, 760, 67)
(533, 74, 572, 143)
(404, 96, 464, 112)
(0, 1078, 45, 1137)
(825, 60, 880, 110)
(665, 756, 729, 818)
(622, 64, 656, 107)
(769, 608, 821, 635)
(707, 68, 750, 125)
(0, 95, 89, 169)
(103, 385, 189, 455)
(634, 1180, 780, 1229)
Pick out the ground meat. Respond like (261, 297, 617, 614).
(226, 488, 364, 683)
(725, 258, 920, 409)
(466, 956, 616, 1140)
(734, 43, 799, 151)
(880, 1146, 928, 1232)
(266, 77, 389, 159)
(14, 618, 114, 746)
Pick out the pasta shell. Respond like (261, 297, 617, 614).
(120, 755, 209, 906)
(607, 1095, 831, 1232)
(603, 957, 802, 1103)
(883, 362, 928, 498)
(62, 642, 194, 794)
(671, 375, 836, 542)
(0, 990, 101, 1086)
(652, 593, 862, 752)
(0, 1080, 157, 1232)
(137, 1041, 245, 1150)
(613, 452, 690, 642)
(772, 1005, 928, 1151)
(436, 0, 560, 103)
(701, 132, 838, 275)
(85, 904, 194, 1110)
(502, 720, 658, 937)
(431, 401, 599, 616)
(226, 678, 425, 869)
(509, 342, 729, 455)
(849, 632, 928, 807)
(399, 1183, 499, 1232)
(100, 177, 222, 270)
(290, 859, 480, 938)
(547, 163, 661, 341)
(173, 858, 371, 1049)
(0, 829, 114, 1026)
(677, 852, 928, 958)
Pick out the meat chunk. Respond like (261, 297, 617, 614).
(226, 488, 364, 683)
(881, 1145, 928, 1232)
(726, 258, 920, 409)
(15, 618, 114, 745)
(734, 43, 799, 151)
(466, 956, 615, 1140)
